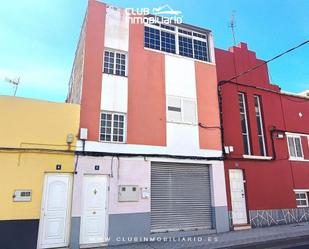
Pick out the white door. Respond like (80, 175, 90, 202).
(229, 169, 248, 225)
(80, 175, 108, 245)
(38, 174, 72, 248)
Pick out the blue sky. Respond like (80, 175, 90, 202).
(0, 0, 308, 102)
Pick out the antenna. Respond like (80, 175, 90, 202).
(4, 77, 20, 96)
(229, 10, 237, 46)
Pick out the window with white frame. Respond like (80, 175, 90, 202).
(103, 50, 127, 76)
(287, 135, 303, 159)
(295, 192, 308, 207)
(167, 96, 197, 124)
(100, 112, 125, 143)
(144, 19, 210, 62)
(238, 93, 251, 155)
(254, 95, 266, 156)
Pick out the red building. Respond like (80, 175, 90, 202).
(217, 42, 309, 230)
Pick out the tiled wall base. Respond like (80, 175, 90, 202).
(249, 208, 309, 228)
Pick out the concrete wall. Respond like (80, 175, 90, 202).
(74, 1, 223, 157)
(72, 156, 150, 217)
(0, 96, 80, 249)
(67, 13, 86, 104)
(71, 156, 229, 247)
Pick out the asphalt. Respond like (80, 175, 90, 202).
(223, 235, 309, 249)
(105, 236, 309, 249)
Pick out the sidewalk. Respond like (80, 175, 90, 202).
(105, 222, 309, 249)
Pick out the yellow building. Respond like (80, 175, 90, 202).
(0, 96, 80, 249)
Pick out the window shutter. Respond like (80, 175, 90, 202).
(182, 99, 197, 124)
(167, 96, 182, 122)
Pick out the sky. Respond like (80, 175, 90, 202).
(0, 0, 308, 102)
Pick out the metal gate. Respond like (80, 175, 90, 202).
(151, 162, 213, 232)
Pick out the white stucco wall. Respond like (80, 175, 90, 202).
(101, 74, 128, 113)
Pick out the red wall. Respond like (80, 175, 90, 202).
(224, 161, 296, 210)
(80, 0, 106, 141)
(216, 43, 278, 90)
(79, 6, 222, 149)
(126, 21, 167, 146)
(217, 42, 309, 211)
(195, 62, 221, 150)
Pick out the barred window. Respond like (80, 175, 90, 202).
(100, 112, 125, 143)
(103, 50, 127, 76)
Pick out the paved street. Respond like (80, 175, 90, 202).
(103, 222, 309, 249)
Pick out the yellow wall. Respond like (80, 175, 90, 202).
(0, 96, 80, 220)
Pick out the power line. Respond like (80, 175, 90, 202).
(225, 39, 309, 83)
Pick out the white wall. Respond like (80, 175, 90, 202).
(72, 156, 150, 216)
(165, 55, 197, 98)
(210, 161, 228, 207)
(104, 6, 129, 51)
(77, 140, 222, 158)
(165, 54, 200, 154)
(101, 74, 128, 113)
(101, 6, 129, 114)
(166, 123, 200, 155)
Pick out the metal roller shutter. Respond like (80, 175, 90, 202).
(151, 162, 213, 232)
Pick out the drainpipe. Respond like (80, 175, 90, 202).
(217, 80, 229, 160)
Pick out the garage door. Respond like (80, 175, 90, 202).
(151, 162, 213, 232)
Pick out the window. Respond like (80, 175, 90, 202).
(254, 95, 266, 156)
(295, 192, 308, 207)
(167, 96, 197, 124)
(161, 30, 176, 53)
(238, 93, 251, 155)
(144, 20, 210, 62)
(179, 36, 193, 58)
(103, 51, 114, 74)
(287, 135, 303, 159)
(103, 50, 127, 76)
(145, 26, 160, 50)
(115, 53, 126, 76)
(194, 40, 208, 62)
(100, 112, 125, 143)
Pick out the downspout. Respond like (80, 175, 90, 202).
(270, 127, 277, 161)
(217, 80, 229, 160)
